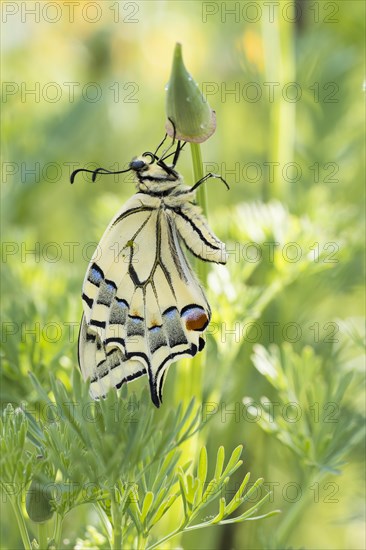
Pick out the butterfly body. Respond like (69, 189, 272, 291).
(76, 147, 227, 407)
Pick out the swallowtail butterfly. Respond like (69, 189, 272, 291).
(71, 136, 228, 407)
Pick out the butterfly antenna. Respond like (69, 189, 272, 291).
(153, 132, 169, 157)
(91, 167, 132, 181)
(171, 140, 184, 167)
(70, 168, 97, 184)
(70, 166, 131, 184)
(158, 140, 185, 166)
(142, 125, 174, 164)
(156, 118, 178, 162)
(168, 117, 177, 143)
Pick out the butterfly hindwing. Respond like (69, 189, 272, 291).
(147, 212, 210, 404)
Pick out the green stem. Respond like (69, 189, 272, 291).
(38, 522, 48, 550)
(94, 503, 112, 548)
(190, 142, 208, 286)
(274, 471, 325, 546)
(274, 490, 310, 546)
(190, 143, 206, 213)
(261, 3, 296, 201)
(146, 521, 186, 550)
(53, 513, 63, 550)
(147, 510, 278, 550)
(9, 497, 32, 550)
(111, 497, 123, 550)
(138, 532, 149, 550)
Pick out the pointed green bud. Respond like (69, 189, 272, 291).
(165, 43, 216, 143)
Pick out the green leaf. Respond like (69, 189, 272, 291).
(151, 449, 180, 494)
(235, 491, 272, 521)
(197, 447, 208, 487)
(242, 478, 263, 501)
(210, 497, 226, 524)
(221, 445, 243, 478)
(224, 472, 251, 516)
(201, 478, 222, 504)
(186, 474, 199, 505)
(178, 470, 190, 519)
(140, 491, 154, 525)
(127, 489, 143, 531)
(149, 494, 178, 527)
(214, 446, 225, 480)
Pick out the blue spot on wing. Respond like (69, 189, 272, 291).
(149, 325, 162, 332)
(88, 263, 104, 286)
(92, 269, 102, 280)
(163, 306, 178, 319)
(131, 316, 144, 323)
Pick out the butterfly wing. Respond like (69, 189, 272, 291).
(78, 194, 212, 406)
(79, 194, 158, 398)
(170, 202, 227, 264)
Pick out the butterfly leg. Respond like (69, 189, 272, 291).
(190, 172, 230, 192)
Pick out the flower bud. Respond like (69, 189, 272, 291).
(26, 478, 54, 523)
(165, 43, 216, 143)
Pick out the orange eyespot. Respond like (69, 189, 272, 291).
(185, 312, 208, 331)
(181, 305, 209, 332)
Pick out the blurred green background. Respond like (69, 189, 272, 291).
(1, 1, 365, 549)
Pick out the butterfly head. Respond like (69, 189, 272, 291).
(70, 139, 183, 185)
(130, 153, 179, 185)
(129, 157, 150, 173)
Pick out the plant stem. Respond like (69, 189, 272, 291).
(146, 522, 185, 550)
(274, 490, 310, 547)
(94, 503, 112, 547)
(261, 3, 295, 201)
(190, 143, 206, 213)
(38, 522, 48, 550)
(190, 142, 208, 285)
(9, 497, 32, 550)
(138, 532, 149, 550)
(53, 514, 63, 550)
(147, 511, 278, 550)
(274, 471, 322, 547)
(111, 497, 123, 550)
